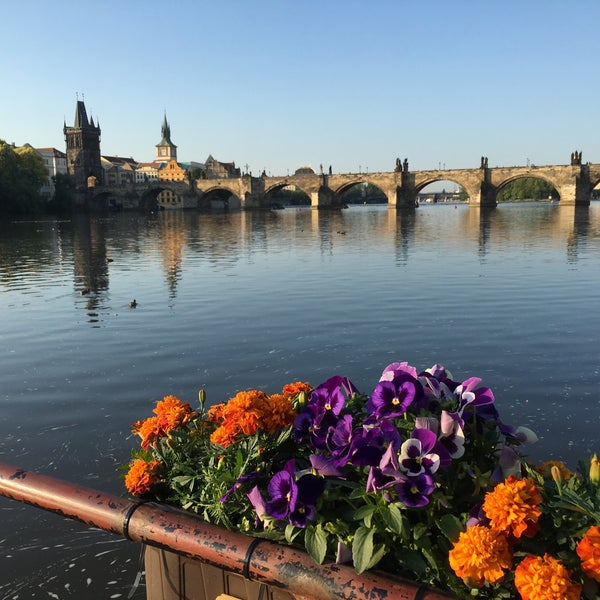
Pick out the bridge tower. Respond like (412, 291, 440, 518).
(155, 113, 177, 163)
(63, 99, 102, 190)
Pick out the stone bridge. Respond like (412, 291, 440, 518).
(87, 156, 600, 210)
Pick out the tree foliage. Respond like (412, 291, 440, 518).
(497, 177, 557, 202)
(0, 140, 48, 214)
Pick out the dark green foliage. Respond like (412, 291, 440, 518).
(497, 177, 557, 202)
(0, 140, 48, 214)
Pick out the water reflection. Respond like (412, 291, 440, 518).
(2, 203, 600, 599)
(1, 204, 599, 318)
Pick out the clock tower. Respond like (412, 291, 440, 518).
(155, 113, 177, 163)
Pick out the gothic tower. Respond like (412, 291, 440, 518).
(64, 100, 102, 189)
(155, 113, 177, 163)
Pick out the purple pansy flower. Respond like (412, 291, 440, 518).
(349, 418, 401, 467)
(265, 460, 298, 520)
(395, 472, 435, 508)
(379, 362, 419, 382)
(454, 377, 495, 415)
(419, 365, 458, 404)
(289, 474, 325, 528)
(415, 411, 465, 463)
(292, 375, 358, 449)
(398, 429, 440, 476)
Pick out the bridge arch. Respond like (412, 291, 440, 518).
(414, 175, 479, 204)
(331, 176, 399, 206)
(263, 182, 311, 207)
(494, 174, 560, 202)
(264, 182, 312, 201)
(335, 180, 388, 204)
(196, 185, 242, 210)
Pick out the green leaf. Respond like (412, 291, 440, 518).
(437, 514, 463, 542)
(412, 522, 429, 540)
(398, 548, 428, 575)
(380, 503, 404, 535)
(366, 543, 386, 571)
(353, 504, 375, 526)
(305, 523, 327, 564)
(352, 526, 375, 573)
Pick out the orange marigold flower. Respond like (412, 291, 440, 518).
(132, 416, 161, 450)
(210, 423, 240, 448)
(281, 381, 312, 397)
(207, 403, 225, 421)
(514, 554, 581, 600)
(209, 389, 296, 447)
(154, 395, 196, 431)
(483, 476, 542, 538)
(124, 458, 161, 496)
(576, 525, 600, 582)
(448, 525, 512, 586)
(264, 394, 297, 431)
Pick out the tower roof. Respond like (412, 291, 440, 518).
(73, 100, 89, 129)
(68, 100, 100, 132)
(157, 112, 176, 147)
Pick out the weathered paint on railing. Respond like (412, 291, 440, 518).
(0, 463, 456, 600)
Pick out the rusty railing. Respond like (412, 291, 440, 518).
(0, 462, 456, 600)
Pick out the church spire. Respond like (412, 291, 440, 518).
(156, 112, 177, 163)
(160, 112, 173, 145)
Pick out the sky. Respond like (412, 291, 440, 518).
(2, 0, 600, 176)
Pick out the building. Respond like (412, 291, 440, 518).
(157, 159, 189, 182)
(35, 147, 67, 199)
(155, 113, 177, 163)
(101, 155, 138, 186)
(63, 100, 102, 189)
(135, 162, 161, 183)
(295, 165, 315, 175)
(204, 154, 241, 179)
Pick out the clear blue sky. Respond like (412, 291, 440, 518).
(2, 0, 600, 176)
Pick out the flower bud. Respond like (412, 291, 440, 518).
(589, 453, 600, 486)
(550, 465, 562, 485)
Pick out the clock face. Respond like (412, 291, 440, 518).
(160, 148, 166, 156)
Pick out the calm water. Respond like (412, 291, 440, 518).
(1, 203, 600, 598)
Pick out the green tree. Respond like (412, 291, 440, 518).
(0, 140, 48, 214)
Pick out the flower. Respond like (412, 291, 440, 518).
(123, 362, 565, 596)
(576, 525, 600, 583)
(209, 389, 297, 448)
(124, 457, 161, 496)
(448, 525, 512, 586)
(590, 453, 600, 486)
(514, 554, 581, 600)
(482, 475, 542, 539)
(132, 394, 196, 450)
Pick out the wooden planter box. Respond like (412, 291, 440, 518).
(144, 545, 295, 600)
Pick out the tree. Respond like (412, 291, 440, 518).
(0, 140, 48, 214)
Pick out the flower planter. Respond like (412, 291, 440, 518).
(144, 545, 295, 600)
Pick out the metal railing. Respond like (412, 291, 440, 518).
(0, 462, 455, 600)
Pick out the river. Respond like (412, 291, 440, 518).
(1, 203, 599, 598)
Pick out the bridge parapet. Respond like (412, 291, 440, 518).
(86, 160, 598, 210)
